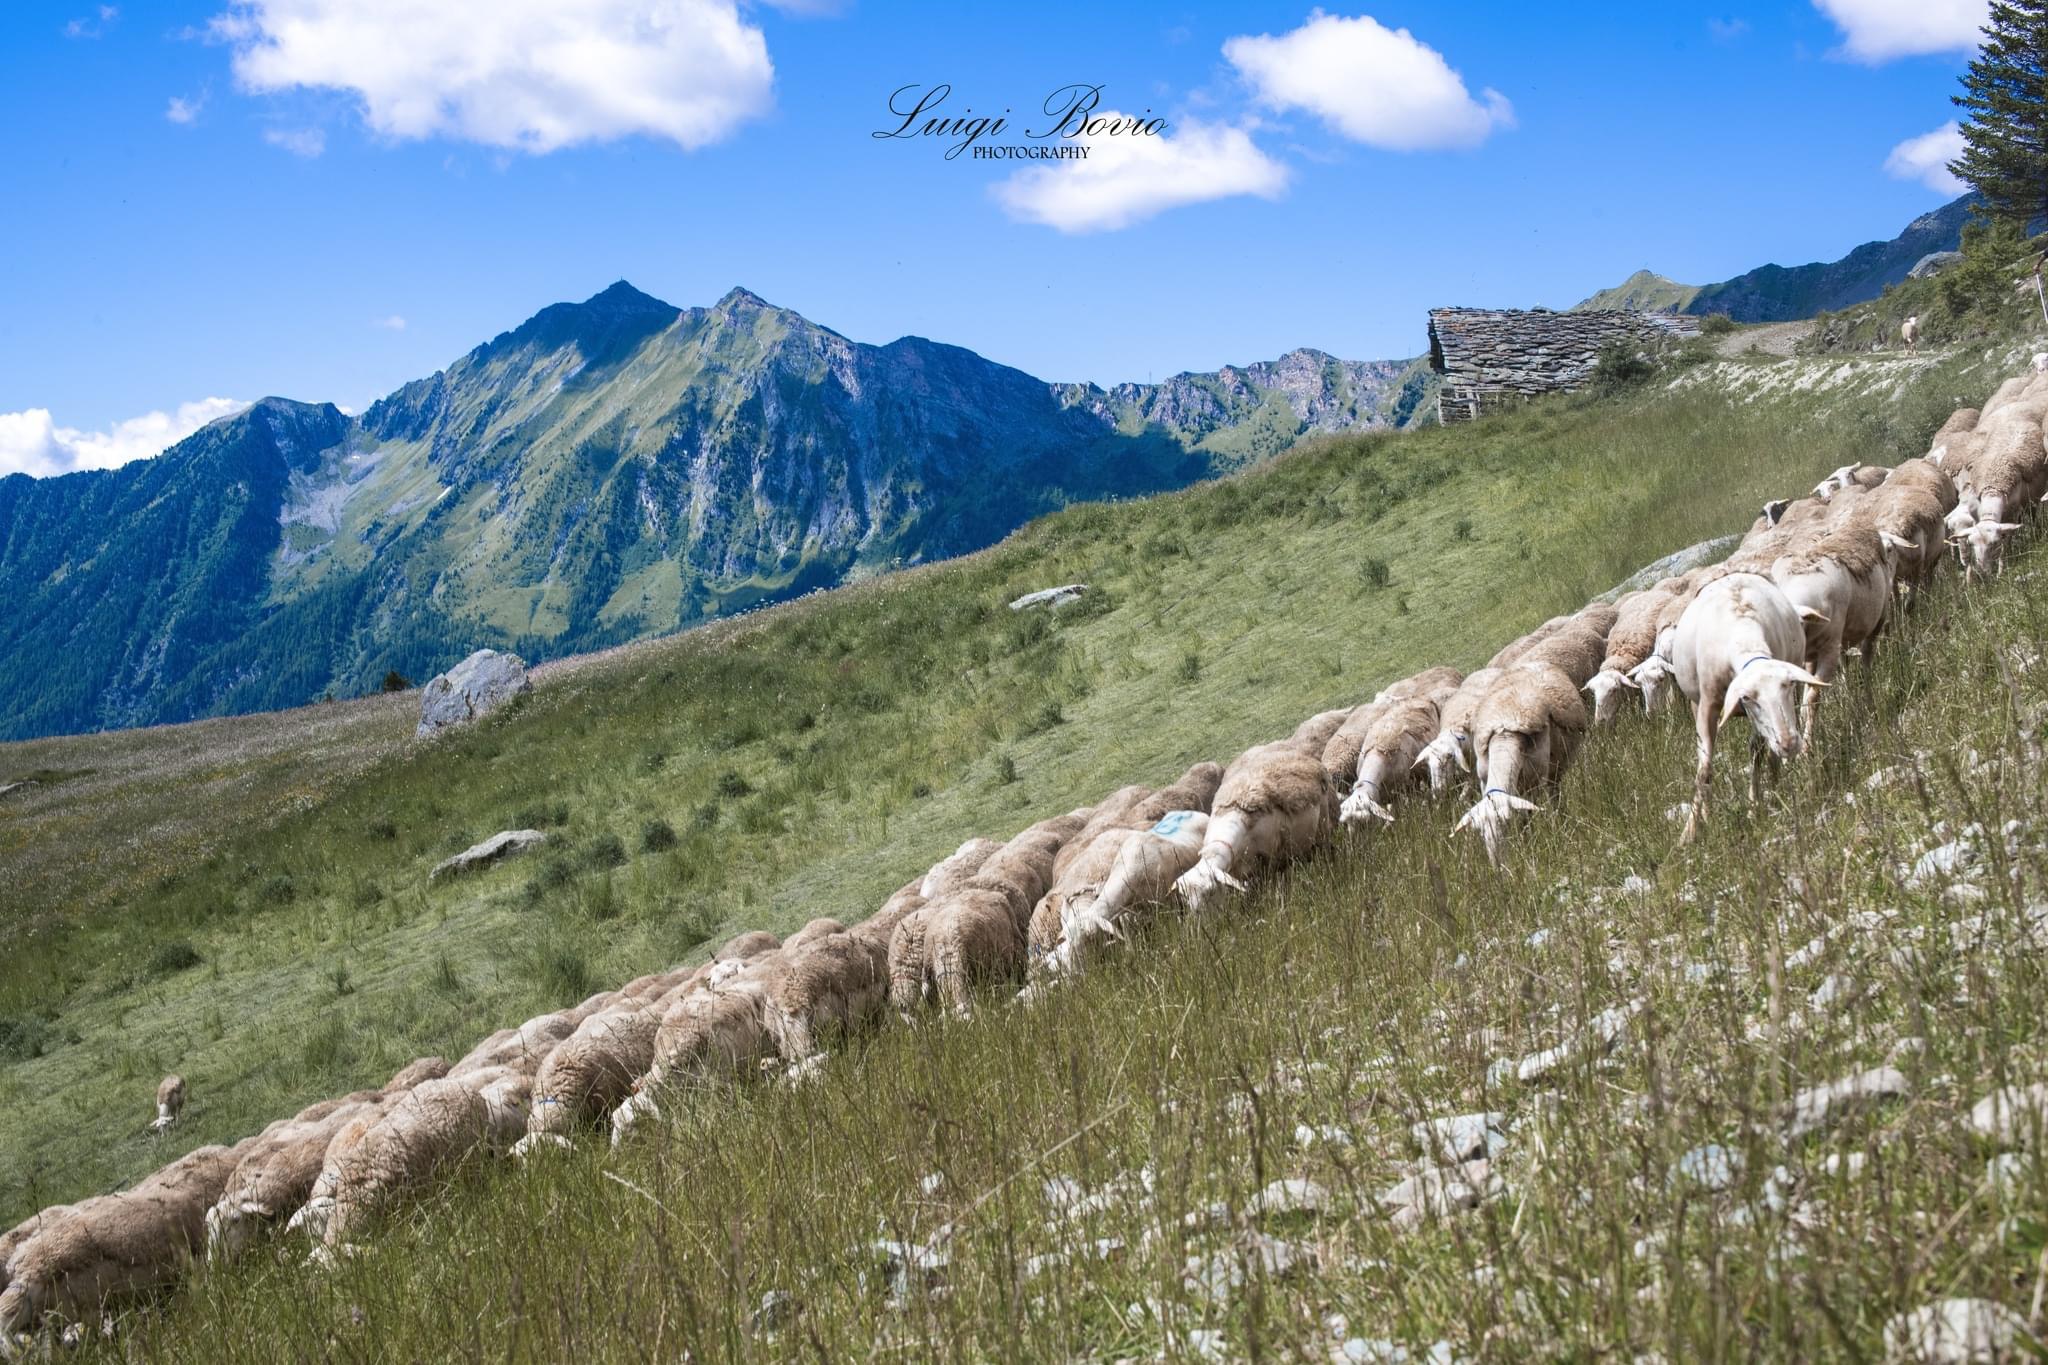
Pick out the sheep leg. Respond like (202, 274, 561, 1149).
(1799, 647, 1840, 748)
(1683, 689, 1719, 846)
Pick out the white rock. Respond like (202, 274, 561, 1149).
(416, 648, 531, 738)
(1295, 1123, 1355, 1149)
(1882, 1298, 2029, 1362)
(1411, 1112, 1506, 1162)
(1007, 584, 1087, 611)
(1969, 1084, 2048, 1147)
(1909, 830, 1982, 887)
(1250, 1178, 1332, 1216)
(1621, 875, 1654, 896)
(1809, 974, 1860, 1010)
(1673, 1144, 1741, 1192)
(430, 828, 547, 880)
(1784, 1067, 1912, 1140)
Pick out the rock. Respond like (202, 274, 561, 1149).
(1969, 1084, 2048, 1147)
(1380, 1160, 1499, 1229)
(1783, 1067, 1911, 1140)
(1604, 536, 1739, 599)
(1672, 1144, 1741, 1192)
(1882, 1298, 2030, 1362)
(1907, 250, 1963, 280)
(1007, 584, 1087, 612)
(1250, 1178, 1332, 1217)
(748, 1290, 797, 1335)
(1411, 1112, 1506, 1162)
(0, 780, 38, 801)
(1809, 974, 1860, 1010)
(416, 648, 531, 739)
(1909, 829, 1982, 887)
(431, 829, 548, 881)
(1295, 1123, 1355, 1149)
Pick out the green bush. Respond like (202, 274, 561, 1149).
(145, 940, 203, 977)
(1698, 313, 1737, 336)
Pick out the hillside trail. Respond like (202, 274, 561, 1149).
(1716, 320, 1815, 358)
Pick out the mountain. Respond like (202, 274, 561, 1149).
(0, 284, 1428, 741)
(1569, 269, 1701, 315)
(1571, 193, 1983, 321)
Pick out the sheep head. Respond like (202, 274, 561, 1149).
(1628, 655, 1678, 715)
(1952, 520, 2023, 578)
(1412, 731, 1470, 794)
(1760, 498, 1790, 526)
(1454, 789, 1539, 866)
(1719, 658, 1824, 760)
(1584, 668, 1639, 726)
(1172, 859, 1244, 914)
(1337, 788, 1395, 827)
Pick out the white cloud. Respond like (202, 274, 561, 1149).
(1708, 17, 1751, 41)
(993, 117, 1289, 234)
(1812, 0, 1987, 61)
(1223, 11, 1513, 152)
(0, 398, 249, 480)
(166, 95, 203, 124)
(211, 0, 776, 154)
(374, 314, 407, 330)
(64, 5, 117, 37)
(1885, 120, 1968, 194)
(264, 126, 326, 156)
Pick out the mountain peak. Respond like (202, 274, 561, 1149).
(583, 280, 672, 313)
(715, 286, 772, 311)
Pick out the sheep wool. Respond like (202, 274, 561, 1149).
(326, 1080, 492, 1246)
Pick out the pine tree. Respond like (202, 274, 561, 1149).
(1950, 0, 2048, 228)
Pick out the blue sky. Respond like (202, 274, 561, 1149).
(0, 0, 1990, 476)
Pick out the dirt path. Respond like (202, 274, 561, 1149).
(1715, 320, 1815, 357)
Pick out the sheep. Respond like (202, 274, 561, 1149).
(323, 1078, 492, 1248)
(1668, 573, 1826, 844)
(448, 1008, 579, 1079)
(1586, 589, 1672, 724)
(1415, 666, 1503, 793)
(1982, 375, 2032, 420)
(202, 1056, 454, 1262)
(1338, 688, 1454, 827)
(1933, 407, 1981, 444)
(758, 925, 894, 1062)
(1028, 826, 1141, 966)
(718, 930, 782, 962)
(921, 838, 1004, 899)
(1289, 707, 1356, 754)
(883, 838, 1005, 1016)
(1028, 810, 1212, 989)
(526, 1002, 665, 1137)
(458, 1065, 536, 1150)
(1319, 700, 1386, 792)
(1946, 418, 2045, 577)
(2034, 353, 2047, 375)
(1052, 762, 1223, 884)
(1768, 513, 1911, 737)
(916, 811, 1089, 1013)
(1174, 738, 1337, 911)
(1452, 662, 1587, 865)
(0, 1207, 74, 1307)
(1901, 316, 1920, 352)
(1886, 455, 1959, 515)
(1, 1141, 247, 1333)
(150, 1075, 185, 1134)
(1866, 482, 1950, 603)
(1512, 618, 1607, 689)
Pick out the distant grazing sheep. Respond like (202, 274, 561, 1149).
(1900, 316, 1920, 352)
(1453, 662, 1587, 865)
(1174, 737, 1336, 911)
(1669, 572, 1825, 843)
(150, 1075, 186, 1134)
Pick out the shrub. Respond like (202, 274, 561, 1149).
(0, 1013, 54, 1062)
(1176, 651, 1203, 683)
(1699, 313, 1737, 336)
(381, 670, 411, 693)
(1592, 339, 1657, 389)
(640, 819, 679, 853)
(1452, 517, 1475, 542)
(993, 753, 1018, 786)
(146, 940, 203, 977)
(716, 771, 754, 800)
(1359, 557, 1392, 591)
(583, 833, 628, 871)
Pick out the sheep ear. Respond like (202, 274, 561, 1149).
(1719, 680, 1750, 725)
(1796, 606, 1828, 623)
(1503, 794, 1540, 813)
(1452, 744, 1472, 772)
(1786, 667, 1829, 688)
(1452, 805, 1478, 833)
(1619, 672, 1640, 689)
(1878, 531, 1912, 552)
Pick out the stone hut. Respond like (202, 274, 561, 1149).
(1427, 307, 1703, 423)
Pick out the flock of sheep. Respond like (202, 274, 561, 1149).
(3, 354, 2046, 1345)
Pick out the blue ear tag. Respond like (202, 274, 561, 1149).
(1151, 810, 1195, 837)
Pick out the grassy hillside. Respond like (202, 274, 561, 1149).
(0, 345, 2005, 1234)
(1571, 269, 1702, 314)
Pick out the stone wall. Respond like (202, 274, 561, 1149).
(1428, 307, 1702, 423)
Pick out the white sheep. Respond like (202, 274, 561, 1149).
(1173, 738, 1337, 911)
(1029, 810, 1211, 990)
(1668, 572, 1826, 844)
(1452, 662, 1587, 865)
(1337, 689, 1453, 826)
(1586, 589, 1672, 724)
(1414, 667, 1503, 793)
(1901, 316, 1920, 353)
(150, 1075, 185, 1134)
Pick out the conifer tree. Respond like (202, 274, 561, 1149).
(1950, 0, 2048, 228)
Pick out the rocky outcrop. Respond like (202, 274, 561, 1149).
(417, 651, 530, 739)
(430, 829, 548, 881)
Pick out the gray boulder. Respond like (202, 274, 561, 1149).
(417, 649, 531, 739)
(431, 830, 548, 881)
(1008, 584, 1087, 612)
